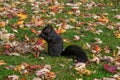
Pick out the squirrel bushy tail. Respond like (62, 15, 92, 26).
(61, 45, 88, 63)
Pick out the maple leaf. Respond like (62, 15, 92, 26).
(16, 13, 28, 20)
(104, 64, 117, 73)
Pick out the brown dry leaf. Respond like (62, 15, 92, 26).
(0, 21, 6, 27)
(98, 16, 109, 24)
(0, 60, 6, 65)
(34, 19, 44, 27)
(46, 71, 56, 79)
(49, 5, 59, 13)
(17, 13, 28, 20)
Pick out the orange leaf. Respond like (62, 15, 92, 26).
(94, 44, 101, 52)
(98, 16, 109, 24)
(50, 5, 59, 13)
(0, 21, 6, 27)
(4, 44, 11, 49)
(56, 27, 66, 34)
(36, 39, 45, 45)
(0, 60, 6, 65)
(16, 20, 24, 25)
(31, 28, 38, 34)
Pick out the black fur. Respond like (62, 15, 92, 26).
(61, 45, 88, 63)
(39, 24, 88, 63)
(39, 24, 63, 56)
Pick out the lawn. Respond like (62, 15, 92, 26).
(0, 0, 120, 80)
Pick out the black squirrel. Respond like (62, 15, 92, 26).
(39, 24, 88, 63)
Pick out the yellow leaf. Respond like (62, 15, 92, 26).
(16, 20, 24, 25)
(56, 27, 66, 34)
(68, 11, 73, 15)
(17, 13, 28, 20)
(69, 19, 76, 23)
(114, 33, 120, 38)
(0, 60, 6, 65)
(14, 65, 22, 72)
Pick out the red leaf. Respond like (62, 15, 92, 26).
(4, 44, 11, 49)
(104, 64, 117, 73)
(93, 44, 101, 52)
(36, 39, 44, 45)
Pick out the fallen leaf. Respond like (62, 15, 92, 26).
(36, 39, 45, 46)
(34, 19, 44, 27)
(91, 56, 100, 64)
(74, 35, 80, 40)
(31, 28, 38, 34)
(68, 11, 74, 15)
(16, 20, 24, 25)
(92, 44, 101, 53)
(0, 21, 6, 27)
(98, 16, 109, 24)
(114, 15, 120, 19)
(104, 64, 117, 73)
(17, 13, 28, 20)
(0, 60, 6, 65)
(114, 33, 120, 38)
(55, 27, 66, 34)
(33, 78, 42, 80)
(46, 71, 56, 79)
(7, 75, 19, 80)
(49, 5, 59, 13)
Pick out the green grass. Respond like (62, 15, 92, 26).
(0, 0, 120, 80)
